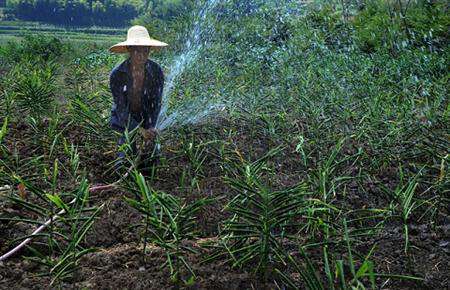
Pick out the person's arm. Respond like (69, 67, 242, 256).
(110, 70, 128, 132)
(149, 64, 164, 129)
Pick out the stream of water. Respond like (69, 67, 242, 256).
(155, 0, 225, 131)
(155, 0, 301, 131)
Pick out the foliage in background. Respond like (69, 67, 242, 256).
(353, 0, 449, 53)
(0, 34, 66, 62)
(6, 0, 140, 26)
(6, 0, 199, 27)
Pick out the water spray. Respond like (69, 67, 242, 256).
(156, 0, 226, 131)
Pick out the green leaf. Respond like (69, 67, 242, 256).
(336, 260, 347, 290)
(0, 117, 8, 144)
(46, 194, 69, 213)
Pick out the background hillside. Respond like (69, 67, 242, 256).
(4, 0, 194, 26)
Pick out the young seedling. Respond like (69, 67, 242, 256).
(207, 147, 309, 281)
(45, 179, 102, 285)
(126, 171, 210, 287)
(386, 168, 422, 254)
(1, 176, 101, 285)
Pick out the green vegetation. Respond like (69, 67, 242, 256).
(208, 147, 310, 281)
(0, 21, 125, 47)
(126, 171, 211, 286)
(0, 0, 448, 289)
(6, 0, 195, 26)
(6, 0, 139, 26)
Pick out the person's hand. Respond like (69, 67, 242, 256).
(141, 127, 158, 141)
(147, 127, 158, 140)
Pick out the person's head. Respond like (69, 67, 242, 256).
(109, 25, 168, 54)
(128, 46, 150, 65)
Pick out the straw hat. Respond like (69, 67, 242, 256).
(109, 25, 168, 53)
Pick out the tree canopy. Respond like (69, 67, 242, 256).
(6, 0, 195, 27)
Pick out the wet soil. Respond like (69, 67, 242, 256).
(0, 121, 449, 289)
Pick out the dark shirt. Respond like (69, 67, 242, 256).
(110, 58, 164, 132)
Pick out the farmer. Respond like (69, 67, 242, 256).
(108, 25, 168, 170)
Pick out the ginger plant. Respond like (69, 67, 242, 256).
(388, 169, 421, 254)
(206, 147, 309, 281)
(126, 171, 210, 286)
(2, 176, 101, 286)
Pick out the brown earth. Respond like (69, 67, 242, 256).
(0, 121, 449, 289)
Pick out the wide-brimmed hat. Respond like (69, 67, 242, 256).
(109, 25, 168, 53)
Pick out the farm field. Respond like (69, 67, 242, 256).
(0, 1, 449, 289)
(0, 21, 124, 45)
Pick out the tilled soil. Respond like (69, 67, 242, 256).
(1, 183, 448, 289)
(0, 123, 449, 289)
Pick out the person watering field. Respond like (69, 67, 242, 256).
(108, 25, 168, 169)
